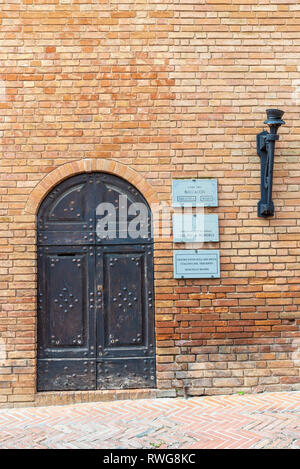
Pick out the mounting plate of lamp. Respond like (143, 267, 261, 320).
(257, 108, 285, 218)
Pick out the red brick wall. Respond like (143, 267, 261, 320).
(1, 0, 300, 407)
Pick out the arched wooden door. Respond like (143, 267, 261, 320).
(37, 172, 156, 391)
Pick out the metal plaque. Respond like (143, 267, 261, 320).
(173, 214, 219, 243)
(173, 250, 220, 278)
(172, 179, 218, 207)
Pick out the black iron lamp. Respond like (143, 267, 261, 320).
(257, 108, 285, 218)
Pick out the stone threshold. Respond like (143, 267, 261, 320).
(33, 388, 176, 407)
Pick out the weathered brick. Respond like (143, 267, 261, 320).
(0, 0, 300, 408)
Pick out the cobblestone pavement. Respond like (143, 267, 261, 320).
(0, 391, 299, 449)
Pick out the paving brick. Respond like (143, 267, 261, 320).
(0, 391, 299, 449)
(1, 0, 300, 407)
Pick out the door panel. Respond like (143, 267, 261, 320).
(46, 252, 87, 348)
(37, 173, 95, 246)
(94, 173, 152, 244)
(37, 246, 95, 360)
(37, 172, 155, 392)
(95, 245, 156, 389)
(37, 246, 96, 391)
(97, 358, 156, 390)
(103, 251, 144, 348)
(96, 245, 155, 360)
(48, 184, 86, 221)
(38, 359, 96, 391)
(38, 231, 95, 246)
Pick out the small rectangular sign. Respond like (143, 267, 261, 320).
(173, 214, 219, 243)
(173, 250, 220, 278)
(172, 179, 218, 207)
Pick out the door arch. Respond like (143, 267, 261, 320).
(37, 172, 156, 391)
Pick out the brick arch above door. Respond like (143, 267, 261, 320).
(24, 158, 160, 216)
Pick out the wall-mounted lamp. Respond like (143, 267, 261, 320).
(257, 109, 285, 218)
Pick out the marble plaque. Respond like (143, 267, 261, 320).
(173, 250, 220, 278)
(173, 214, 219, 243)
(172, 179, 218, 207)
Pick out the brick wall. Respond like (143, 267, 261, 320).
(1, 0, 300, 407)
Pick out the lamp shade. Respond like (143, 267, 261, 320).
(264, 109, 285, 126)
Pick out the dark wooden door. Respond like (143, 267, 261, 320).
(37, 173, 155, 391)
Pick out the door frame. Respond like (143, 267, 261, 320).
(30, 162, 161, 394)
